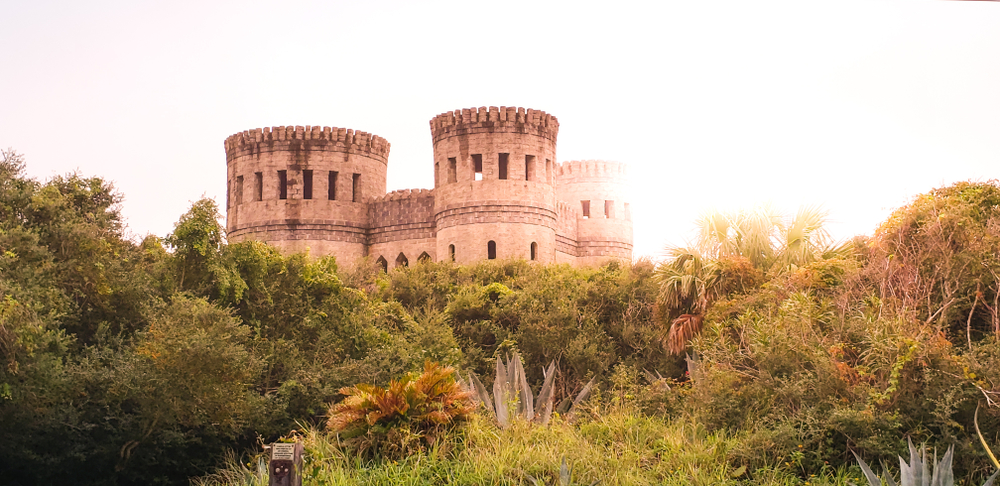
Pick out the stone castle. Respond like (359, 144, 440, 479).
(224, 106, 632, 268)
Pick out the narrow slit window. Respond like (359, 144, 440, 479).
(525, 155, 536, 181)
(302, 170, 313, 200)
(488, 240, 496, 260)
(226, 179, 231, 209)
(605, 200, 614, 218)
(498, 153, 509, 180)
(545, 159, 552, 183)
(328, 171, 338, 200)
(434, 162, 439, 187)
(449, 244, 455, 261)
(236, 176, 244, 205)
(530, 242, 537, 261)
(278, 170, 287, 200)
(254, 172, 263, 201)
(448, 157, 457, 183)
(581, 200, 590, 219)
(473, 154, 483, 181)
(352, 173, 361, 202)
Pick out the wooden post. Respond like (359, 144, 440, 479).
(267, 441, 303, 486)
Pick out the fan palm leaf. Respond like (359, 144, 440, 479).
(665, 314, 705, 355)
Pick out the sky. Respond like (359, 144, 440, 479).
(2, 0, 998, 260)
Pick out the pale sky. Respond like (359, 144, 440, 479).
(3, 0, 998, 260)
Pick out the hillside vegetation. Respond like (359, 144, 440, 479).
(2, 149, 1000, 485)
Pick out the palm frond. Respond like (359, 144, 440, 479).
(664, 314, 704, 355)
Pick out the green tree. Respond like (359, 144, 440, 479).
(655, 204, 844, 355)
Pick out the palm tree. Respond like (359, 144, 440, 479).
(656, 204, 850, 355)
(653, 247, 719, 355)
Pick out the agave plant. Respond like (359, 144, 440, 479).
(458, 352, 596, 428)
(852, 438, 1000, 486)
(526, 457, 602, 486)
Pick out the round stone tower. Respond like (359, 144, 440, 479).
(224, 125, 389, 258)
(555, 160, 633, 265)
(429, 106, 559, 263)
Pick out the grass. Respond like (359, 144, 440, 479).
(196, 407, 868, 486)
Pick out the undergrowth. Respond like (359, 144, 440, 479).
(198, 408, 867, 486)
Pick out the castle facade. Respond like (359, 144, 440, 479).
(224, 106, 632, 268)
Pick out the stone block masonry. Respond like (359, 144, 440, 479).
(224, 107, 632, 267)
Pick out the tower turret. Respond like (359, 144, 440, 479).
(224, 125, 389, 258)
(555, 160, 633, 265)
(429, 106, 560, 263)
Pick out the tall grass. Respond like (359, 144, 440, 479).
(198, 408, 865, 486)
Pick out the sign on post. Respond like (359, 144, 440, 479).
(268, 441, 303, 486)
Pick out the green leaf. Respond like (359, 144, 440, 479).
(852, 450, 883, 486)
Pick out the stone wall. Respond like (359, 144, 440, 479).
(368, 189, 437, 266)
(223, 108, 634, 267)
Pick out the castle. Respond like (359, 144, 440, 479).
(224, 106, 632, 268)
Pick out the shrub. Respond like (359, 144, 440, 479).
(327, 361, 474, 458)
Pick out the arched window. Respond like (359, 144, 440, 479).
(418, 252, 431, 263)
(488, 241, 497, 260)
(376, 256, 388, 273)
(530, 242, 537, 261)
(395, 252, 409, 268)
(449, 244, 455, 261)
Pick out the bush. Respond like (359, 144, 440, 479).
(327, 361, 474, 458)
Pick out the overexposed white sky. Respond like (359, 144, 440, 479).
(2, 0, 998, 259)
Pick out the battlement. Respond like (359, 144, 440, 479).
(555, 160, 628, 181)
(370, 188, 435, 203)
(556, 200, 579, 219)
(429, 106, 559, 143)
(224, 125, 391, 162)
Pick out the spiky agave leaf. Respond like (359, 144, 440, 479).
(512, 352, 534, 421)
(899, 438, 921, 486)
(567, 376, 596, 419)
(494, 355, 510, 428)
(851, 450, 883, 486)
(469, 372, 495, 419)
(883, 463, 898, 486)
(560, 457, 571, 486)
(985, 469, 1000, 486)
(535, 360, 558, 425)
(933, 446, 955, 486)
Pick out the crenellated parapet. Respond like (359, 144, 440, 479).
(429, 106, 559, 143)
(370, 188, 435, 203)
(224, 125, 391, 164)
(555, 160, 628, 181)
(556, 201, 579, 220)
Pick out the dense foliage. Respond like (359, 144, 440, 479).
(3, 149, 1000, 485)
(0, 151, 672, 484)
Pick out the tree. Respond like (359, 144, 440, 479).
(656, 204, 845, 355)
(164, 198, 246, 301)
